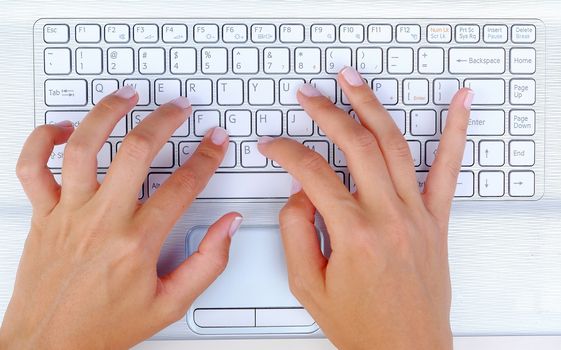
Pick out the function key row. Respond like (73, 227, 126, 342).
(43, 23, 537, 44)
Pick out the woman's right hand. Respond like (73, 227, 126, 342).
(258, 66, 472, 350)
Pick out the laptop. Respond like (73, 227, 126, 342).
(1, 1, 561, 344)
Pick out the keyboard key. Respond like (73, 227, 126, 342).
(455, 24, 480, 43)
(233, 48, 259, 74)
(410, 109, 436, 136)
(194, 110, 221, 137)
(479, 171, 505, 197)
(368, 24, 392, 43)
(123, 79, 150, 105)
(396, 24, 421, 43)
(45, 79, 87, 106)
(442, 110, 504, 135)
(92, 79, 118, 104)
(418, 48, 444, 74)
(279, 79, 305, 105)
(104, 24, 129, 43)
(217, 79, 244, 105)
(139, 48, 165, 74)
(186, 79, 213, 105)
(256, 110, 282, 136)
(251, 24, 276, 43)
(326, 48, 352, 74)
(483, 25, 508, 43)
(76, 24, 101, 43)
(170, 48, 196, 74)
(154, 79, 181, 105)
(223, 24, 248, 43)
(407, 141, 421, 167)
(356, 48, 382, 74)
(426, 24, 451, 43)
(150, 142, 174, 168)
(162, 24, 187, 43)
(449, 48, 505, 74)
(387, 47, 413, 74)
(107, 48, 134, 74)
(510, 79, 535, 105)
(433, 79, 460, 105)
(256, 308, 314, 327)
(479, 140, 505, 166)
(194, 309, 254, 327)
(46, 110, 126, 137)
(425, 140, 474, 166)
(310, 78, 337, 103)
(201, 48, 227, 74)
(454, 171, 474, 197)
(339, 24, 364, 43)
(241, 141, 267, 167)
(403, 79, 429, 105)
(510, 48, 536, 74)
(264, 48, 290, 74)
(464, 79, 505, 105)
(388, 109, 406, 134)
(248, 79, 275, 105)
(225, 110, 252, 136)
(510, 110, 535, 135)
(509, 140, 535, 166)
(280, 24, 304, 43)
(194, 24, 219, 43)
(509, 171, 535, 197)
(295, 48, 321, 74)
(372, 79, 398, 105)
(511, 25, 536, 43)
(76, 48, 102, 74)
(133, 24, 159, 43)
(44, 48, 71, 75)
(287, 110, 314, 136)
(44, 24, 69, 43)
(303, 141, 329, 162)
(310, 24, 335, 43)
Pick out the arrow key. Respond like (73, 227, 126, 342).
(509, 171, 535, 197)
(479, 171, 505, 197)
(479, 140, 505, 166)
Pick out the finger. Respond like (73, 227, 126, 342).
(296, 83, 397, 205)
(135, 127, 229, 246)
(258, 136, 359, 236)
(156, 212, 242, 318)
(279, 179, 327, 304)
(97, 96, 191, 211)
(16, 122, 74, 215)
(338, 66, 421, 204)
(60, 86, 138, 206)
(423, 88, 473, 225)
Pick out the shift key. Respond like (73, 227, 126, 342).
(45, 79, 87, 106)
(449, 48, 505, 74)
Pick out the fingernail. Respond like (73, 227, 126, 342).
(210, 127, 228, 145)
(228, 216, 243, 238)
(54, 120, 74, 128)
(299, 83, 322, 97)
(258, 136, 274, 144)
(341, 66, 363, 87)
(113, 85, 136, 99)
(464, 90, 474, 110)
(169, 96, 191, 109)
(290, 177, 302, 195)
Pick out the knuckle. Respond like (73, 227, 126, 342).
(349, 128, 377, 151)
(299, 149, 327, 172)
(386, 137, 412, 160)
(173, 168, 200, 194)
(205, 250, 229, 275)
(195, 145, 223, 164)
(15, 159, 36, 184)
(120, 132, 153, 162)
(64, 138, 92, 162)
(96, 95, 127, 115)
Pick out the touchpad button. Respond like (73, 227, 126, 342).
(185, 225, 322, 335)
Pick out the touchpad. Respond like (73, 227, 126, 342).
(185, 225, 322, 335)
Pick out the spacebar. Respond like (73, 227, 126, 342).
(148, 171, 293, 199)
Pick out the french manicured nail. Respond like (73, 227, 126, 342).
(258, 136, 274, 144)
(55, 120, 74, 128)
(299, 83, 322, 97)
(341, 66, 364, 87)
(290, 177, 302, 195)
(464, 90, 474, 110)
(113, 85, 136, 99)
(210, 127, 228, 145)
(169, 96, 191, 109)
(228, 216, 243, 238)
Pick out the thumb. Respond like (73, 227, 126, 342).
(156, 212, 242, 319)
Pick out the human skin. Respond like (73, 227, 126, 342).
(0, 66, 472, 350)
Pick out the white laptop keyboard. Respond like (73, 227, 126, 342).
(34, 18, 544, 201)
